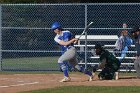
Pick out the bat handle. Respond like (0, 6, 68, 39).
(74, 41, 77, 44)
(73, 38, 79, 44)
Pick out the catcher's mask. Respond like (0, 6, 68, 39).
(95, 43, 104, 55)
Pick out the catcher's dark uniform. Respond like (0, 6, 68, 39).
(98, 50, 121, 80)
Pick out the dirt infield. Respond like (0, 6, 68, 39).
(0, 74, 140, 93)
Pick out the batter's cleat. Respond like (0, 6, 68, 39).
(88, 75, 93, 81)
(59, 76, 71, 82)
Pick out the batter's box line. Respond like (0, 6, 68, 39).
(0, 82, 39, 88)
(0, 78, 8, 80)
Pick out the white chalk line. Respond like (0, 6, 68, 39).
(0, 78, 8, 80)
(0, 82, 39, 88)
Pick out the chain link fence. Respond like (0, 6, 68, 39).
(0, 4, 139, 73)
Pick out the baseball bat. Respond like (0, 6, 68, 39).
(77, 22, 94, 39)
(74, 22, 93, 44)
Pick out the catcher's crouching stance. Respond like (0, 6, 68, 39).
(92, 43, 121, 80)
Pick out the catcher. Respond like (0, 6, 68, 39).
(92, 43, 121, 80)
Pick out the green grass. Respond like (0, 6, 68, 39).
(1, 57, 137, 77)
(20, 86, 140, 93)
(2, 57, 59, 70)
(0, 71, 62, 74)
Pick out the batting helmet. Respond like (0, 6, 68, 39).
(51, 22, 62, 31)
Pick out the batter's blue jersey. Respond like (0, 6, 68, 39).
(54, 30, 74, 54)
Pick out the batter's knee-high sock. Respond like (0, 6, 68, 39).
(75, 65, 92, 76)
(59, 63, 69, 77)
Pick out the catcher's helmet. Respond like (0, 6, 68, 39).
(95, 43, 104, 55)
(95, 43, 103, 50)
(51, 22, 62, 31)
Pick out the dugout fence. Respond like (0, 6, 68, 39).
(0, 3, 139, 73)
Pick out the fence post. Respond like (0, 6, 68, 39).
(0, 4, 2, 71)
(84, 4, 87, 70)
